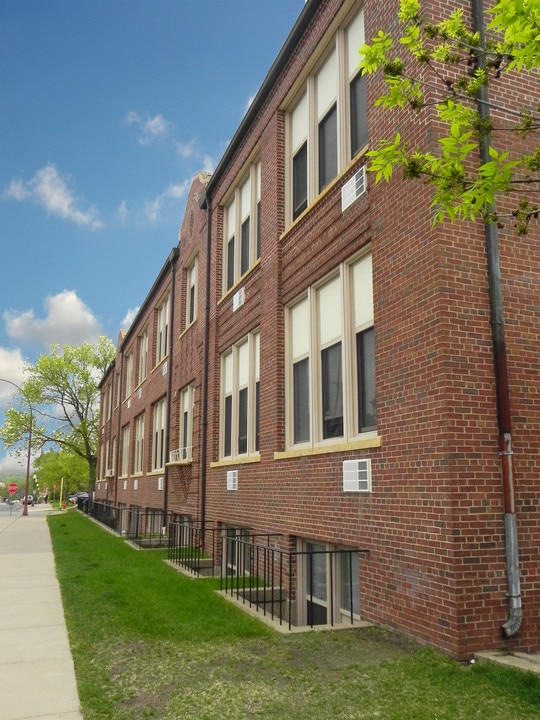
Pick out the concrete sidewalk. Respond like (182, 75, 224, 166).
(0, 503, 83, 720)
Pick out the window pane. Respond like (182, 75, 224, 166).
(227, 236, 235, 290)
(321, 342, 343, 439)
(256, 201, 261, 259)
(340, 551, 360, 615)
(293, 358, 310, 444)
(350, 73, 368, 156)
(293, 142, 308, 219)
(182, 410, 189, 459)
(238, 387, 248, 454)
(224, 395, 232, 457)
(189, 283, 195, 324)
(255, 380, 260, 452)
(241, 217, 250, 276)
(318, 104, 337, 192)
(357, 327, 376, 431)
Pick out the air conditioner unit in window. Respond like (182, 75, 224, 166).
(343, 458, 372, 492)
(158, 476, 164, 491)
(226, 469, 238, 491)
(105, 468, 114, 478)
(232, 287, 245, 312)
(341, 166, 367, 212)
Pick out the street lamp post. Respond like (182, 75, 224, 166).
(0, 378, 33, 517)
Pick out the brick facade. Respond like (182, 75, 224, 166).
(96, 0, 540, 659)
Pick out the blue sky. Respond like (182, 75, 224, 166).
(0, 0, 306, 471)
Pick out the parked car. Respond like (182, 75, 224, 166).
(69, 491, 88, 504)
(21, 495, 34, 506)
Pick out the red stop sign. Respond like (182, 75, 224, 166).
(8, 483, 18, 495)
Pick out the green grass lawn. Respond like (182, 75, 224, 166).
(49, 512, 540, 720)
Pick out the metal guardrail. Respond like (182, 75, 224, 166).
(89, 501, 173, 547)
(221, 535, 368, 630)
(167, 521, 220, 576)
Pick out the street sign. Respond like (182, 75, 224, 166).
(8, 483, 18, 495)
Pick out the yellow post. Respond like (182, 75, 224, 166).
(59, 477, 65, 511)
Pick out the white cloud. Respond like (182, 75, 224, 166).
(2, 164, 103, 229)
(3, 290, 102, 349)
(143, 181, 189, 223)
(202, 155, 215, 173)
(125, 110, 173, 145)
(175, 140, 195, 159)
(121, 307, 139, 329)
(0, 348, 27, 401)
(116, 200, 129, 224)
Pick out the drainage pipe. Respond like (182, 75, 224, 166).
(199, 195, 212, 541)
(471, 0, 522, 636)
(163, 247, 179, 526)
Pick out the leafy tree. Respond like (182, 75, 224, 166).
(359, 0, 540, 234)
(0, 337, 116, 493)
(33, 449, 89, 499)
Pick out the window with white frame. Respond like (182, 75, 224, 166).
(185, 257, 198, 327)
(124, 352, 133, 400)
(121, 423, 130, 477)
(300, 540, 360, 626)
(221, 331, 260, 459)
(224, 161, 261, 292)
(152, 397, 167, 471)
(155, 294, 170, 365)
(134, 413, 145, 474)
(178, 383, 194, 460)
(137, 328, 148, 386)
(287, 252, 375, 447)
(288, 6, 367, 221)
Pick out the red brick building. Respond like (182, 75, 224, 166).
(96, 0, 540, 659)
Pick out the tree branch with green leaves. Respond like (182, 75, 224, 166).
(359, 0, 540, 234)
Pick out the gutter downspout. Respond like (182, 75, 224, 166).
(164, 248, 179, 528)
(114, 352, 124, 508)
(199, 195, 212, 542)
(471, 0, 522, 637)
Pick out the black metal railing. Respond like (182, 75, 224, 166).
(221, 535, 368, 631)
(167, 521, 220, 576)
(89, 501, 173, 547)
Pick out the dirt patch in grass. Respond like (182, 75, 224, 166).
(86, 626, 418, 719)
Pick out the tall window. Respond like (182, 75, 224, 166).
(289, 6, 367, 221)
(152, 397, 167, 471)
(155, 294, 170, 364)
(124, 353, 133, 400)
(134, 413, 145, 474)
(186, 257, 198, 327)
(137, 328, 148, 386)
(287, 252, 375, 447)
(121, 423, 130, 477)
(221, 332, 260, 458)
(224, 161, 261, 292)
(179, 384, 194, 460)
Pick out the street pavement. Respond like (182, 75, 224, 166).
(0, 502, 83, 720)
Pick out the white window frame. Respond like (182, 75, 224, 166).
(134, 413, 145, 474)
(298, 539, 361, 626)
(287, 5, 367, 222)
(124, 352, 133, 400)
(152, 397, 167, 472)
(155, 294, 170, 365)
(121, 423, 130, 478)
(137, 328, 148, 386)
(285, 251, 375, 449)
(178, 383, 194, 461)
(185, 256, 198, 328)
(223, 160, 261, 293)
(220, 331, 260, 459)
